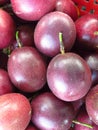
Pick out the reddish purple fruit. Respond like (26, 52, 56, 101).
(31, 92, 75, 130)
(0, 9, 16, 49)
(34, 11, 76, 57)
(0, 93, 31, 130)
(55, 0, 78, 21)
(75, 14, 98, 51)
(10, 0, 56, 21)
(47, 52, 92, 101)
(7, 47, 47, 92)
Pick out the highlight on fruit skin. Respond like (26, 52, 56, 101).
(47, 52, 92, 102)
(0, 93, 32, 130)
(34, 11, 76, 57)
(1, 1, 98, 130)
(10, 0, 56, 21)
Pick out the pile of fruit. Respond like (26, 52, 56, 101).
(0, 0, 98, 130)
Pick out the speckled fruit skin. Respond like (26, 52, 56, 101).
(0, 93, 31, 130)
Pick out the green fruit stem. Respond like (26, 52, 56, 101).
(59, 32, 65, 54)
(72, 120, 93, 129)
(16, 31, 22, 48)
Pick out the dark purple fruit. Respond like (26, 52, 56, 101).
(34, 11, 76, 57)
(55, 0, 78, 21)
(31, 92, 75, 130)
(75, 14, 98, 51)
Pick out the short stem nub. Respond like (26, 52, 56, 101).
(59, 32, 65, 54)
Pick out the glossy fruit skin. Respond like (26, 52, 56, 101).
(10, 0, 56, 21)
(34, 11, 76, 57)
(86, 85, 98, 125)
(47, 52, 92, 101)
(0, 9, 15, 49)
(7, 47, 47, 92)
(31, 92, 75, 130)
(17, 23, 36, 46)
(55, 0, 78, 21)
(75, 14, 98, 51)
(0, 93, 31, 130)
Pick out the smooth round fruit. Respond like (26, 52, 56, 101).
(75, 14, 98, 51)
(47, 52, 92, 101)
(0, 93, 31, 130)
(10, 0, 56, 21)
(86, 84, 98, 125)
(31, 92, 75, 130)
(34, 11, 76, 57)
(55, 0, 78, 21)
(7, 47, 47, 92)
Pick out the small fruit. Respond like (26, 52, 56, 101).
(47, 52, 92, 101)
(0, 93, 31, 130)
(34, 11, 76, 57)
(7, 47, 47, 92)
